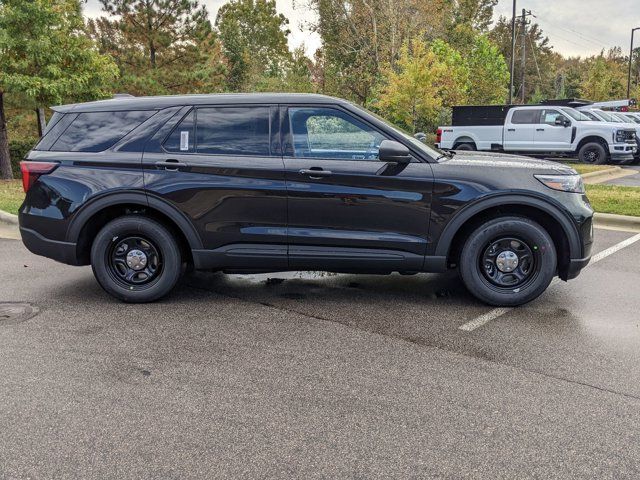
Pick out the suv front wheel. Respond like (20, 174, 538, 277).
(459, 216, 557, 307)
(91, 216, 182, 302)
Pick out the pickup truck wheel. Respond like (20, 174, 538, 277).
(459, 216, 557, 307)
(578, 142, 608, 164)
(90, 216, 182, 303)
(454, 142, 476, 151)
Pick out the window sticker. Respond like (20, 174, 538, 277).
(180, 131, 189, 151)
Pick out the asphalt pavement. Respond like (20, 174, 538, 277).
(604, 165, 640, 187)
(1, 228, 640, 479)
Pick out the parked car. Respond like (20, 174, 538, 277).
(436, 104, 637, 164)
(19, 94, 593, 306)
(576, 108, 640, 164)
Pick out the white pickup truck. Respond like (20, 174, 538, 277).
(436, 105, 637, 164)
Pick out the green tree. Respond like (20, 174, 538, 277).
(579, 49, 627, 101)
(465, 33, 509, 104)
(375, 38, 456, 133)
(490, 16, 555, 103)
(0, 0, 117, 179)
(309, 0, 451, 105)
(215, 0, 291, 91)
(88, 0, 226, 95)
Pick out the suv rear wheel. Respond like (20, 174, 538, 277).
(90, 216, 182, 303)
(459, 216, 557, 306)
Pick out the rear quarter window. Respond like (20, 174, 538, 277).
(50, 111, 155, 152)
(511, 109, 541, 124)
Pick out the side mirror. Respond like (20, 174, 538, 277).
(379, 140, 411, 164)
(555, 117, 570, 127)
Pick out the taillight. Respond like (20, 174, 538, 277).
(20, 161, 58, 193)
(436, 128, 442, 144)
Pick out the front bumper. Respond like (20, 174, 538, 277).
(20, 227, 80, 266)
(609, 142, 636, 162)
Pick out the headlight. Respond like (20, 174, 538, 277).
(534, 174, 585, 193)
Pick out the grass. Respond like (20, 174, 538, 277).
(562, 163, 613, 175)
(585, 184, 640, 217)
(0, 180, 23, 216)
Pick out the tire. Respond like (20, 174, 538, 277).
(578, 142, 608, 164)
(90, 216, 182, 303)
(459, 216, 557, 307)
(454, 142, 476, 151)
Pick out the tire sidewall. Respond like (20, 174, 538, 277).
(579, 142, 607, 164)
(91, 216, 182, 303)
(459, 217, 557, 307)
(455, 142, 475, 151)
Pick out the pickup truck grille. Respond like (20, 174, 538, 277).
(622, 130, 636, 142)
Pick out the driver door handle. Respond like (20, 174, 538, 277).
(536, 128, 545, 132)
(299, 168, 333, 179)
(156, 159, 187, 171)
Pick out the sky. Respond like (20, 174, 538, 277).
(84, 0, 638, 59)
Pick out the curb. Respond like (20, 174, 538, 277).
(582, 166, 637, 184)
(594, 212, 640, 233)
(0, 209, 18, 226)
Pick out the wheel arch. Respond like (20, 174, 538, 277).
(575, 135, 609, 153)
(453, 136, 477, 148)
(436, 194, 582, 280)
(66, 191, 202, 265)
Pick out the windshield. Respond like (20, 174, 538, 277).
(626, 114, 640, 124)
(351, 103, 441, 159)
(561, 107, 591, 121)
(580, 111, 600, 121)
(612, 112, 633, 123)
(592, 110, 620, 122)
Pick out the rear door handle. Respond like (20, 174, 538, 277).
(156, 160, 187, 171)
(536, 128, 545, 132)
(507, 128, 516, 132)
(299, 168, 333, 178)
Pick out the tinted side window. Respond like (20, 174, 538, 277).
(51, 111, 155, 152)
(196, 107, 270, 156)
(541, 109, 568, 125)
(511, 109, 541, 124)
(288, 107, 387, 160)
(164, 111, 195, 153)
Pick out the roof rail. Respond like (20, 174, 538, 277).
(112, 93, 135, 99)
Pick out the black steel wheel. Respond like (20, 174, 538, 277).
(578, 142, 607, 164)
(91, 216, 182, 302)
(480, 237, 538, 291)
(106, 236, 162, 289)
(459, 216, 557, 307)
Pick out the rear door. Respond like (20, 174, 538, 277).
(142, 105, 288, 268)
(533, 108, 573, 150)
(503, 109, 540, 150)
(281, 105, 433, 271)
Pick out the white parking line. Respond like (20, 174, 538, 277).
(459, 232, 640, 332)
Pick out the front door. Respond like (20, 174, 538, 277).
(142, 105, 288, 269)
(534, 108, 573, 150)
(281, 105, 433, 271)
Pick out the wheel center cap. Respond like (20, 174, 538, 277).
(496, 250, 519, 272)
(126, 249, 148, 270)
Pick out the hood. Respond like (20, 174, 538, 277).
(439, 151, 577, 174)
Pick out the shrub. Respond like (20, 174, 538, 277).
(8, 138, 38, 177)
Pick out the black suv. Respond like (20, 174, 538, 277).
(18, 94, 594, 306)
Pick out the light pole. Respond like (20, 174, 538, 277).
(509, 0, 517, 104)
(627, 27, 640, 99)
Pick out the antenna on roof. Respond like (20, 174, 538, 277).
(112, 93, 135, 99)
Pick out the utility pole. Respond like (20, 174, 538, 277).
(508, 0, 517, 104)
(519, 9, 533, 104)
(628, 27, 640, 99)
